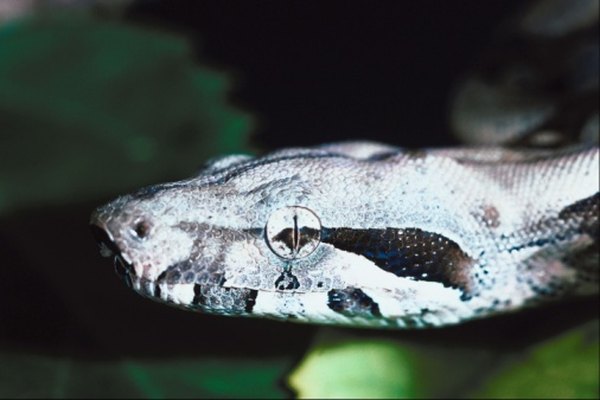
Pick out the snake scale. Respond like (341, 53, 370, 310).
(91, 0, 599, 329)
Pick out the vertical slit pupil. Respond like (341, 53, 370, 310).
(292, 214, 299, 253)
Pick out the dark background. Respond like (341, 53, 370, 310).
(128, 0, 522, 149)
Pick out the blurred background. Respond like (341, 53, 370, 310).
(0, 0, 597, 398)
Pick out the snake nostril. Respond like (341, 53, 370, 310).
(132, 219, 151, 239)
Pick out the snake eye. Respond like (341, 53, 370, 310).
(266, 206, 321, 259)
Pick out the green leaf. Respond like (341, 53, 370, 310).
(0, 13, 253, 215)
(474, 320, 599, 399)
(287, 332, 419, 398)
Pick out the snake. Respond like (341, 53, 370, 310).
(90, 0, 598, 329)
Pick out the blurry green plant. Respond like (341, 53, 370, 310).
(0, 352, 290, 398)
(0, 12, 253, 215)
(2, 319, 597, 398)
(289, 320, 599, 399)
(473, 320, 599, 399)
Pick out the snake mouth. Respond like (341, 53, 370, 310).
(113, 254, 134, 288)
(90, 224, 135, 288)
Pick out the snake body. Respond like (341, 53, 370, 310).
(90, 0, 599, 328)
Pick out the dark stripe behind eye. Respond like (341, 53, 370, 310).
(558, 192, 599, 237)
(321, 227, 475, 295)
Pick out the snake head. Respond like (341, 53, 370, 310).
(89, 150, 371, 322)
(89, 149, 384, 323)
(93, 143, 592, 328)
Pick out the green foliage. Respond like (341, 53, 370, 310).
(0, 13, 253, 215)
(288, 335, 419, 398)
(474, 320, 599, 399)
(0, 352, 290, 398)
(3, 318, 597, 398)
(288, 319, 599, 399)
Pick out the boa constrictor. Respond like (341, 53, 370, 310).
(91, 0, 599, 329)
